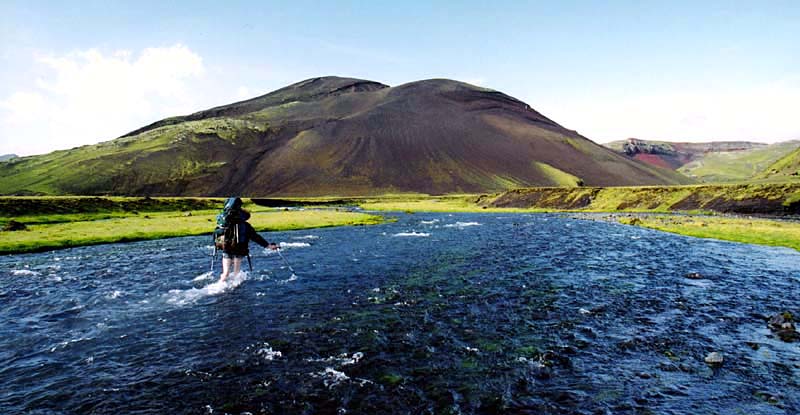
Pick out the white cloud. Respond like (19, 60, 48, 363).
(545, 78, 800, 143)
(0, 44, 206, 156)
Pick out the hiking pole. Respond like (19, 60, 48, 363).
(276, 248, 297, 275)
(210, 247, 217, 275)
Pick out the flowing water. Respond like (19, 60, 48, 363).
(1, 213, 799, 414)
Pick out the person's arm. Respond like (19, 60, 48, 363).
(247, 223, 278, 250)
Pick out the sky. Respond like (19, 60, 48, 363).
(1, 0, 799, 156)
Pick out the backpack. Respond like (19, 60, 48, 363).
(213, 197, 248, 251)
(214, 222, 248, 251)
(216, 197, 243, 227)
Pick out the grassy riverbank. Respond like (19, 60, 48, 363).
(0, 198, 382, 254)
(617, 215, 800, 251)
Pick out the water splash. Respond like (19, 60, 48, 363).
(444, 221, 481, 228)
(10, 269, 40, 276)
(279, 273, 298, 284)
(278, 242, 311, 249)
(193, 271, 213, 282)
(165, 271, 248, 306)
(392, 232, 430, 237)
(106, 290, 124, 299)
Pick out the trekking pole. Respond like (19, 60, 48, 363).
(210, 247, 217, 275)
(276, 248, 297, 275)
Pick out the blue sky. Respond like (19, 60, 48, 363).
(1, 1, 799, 155)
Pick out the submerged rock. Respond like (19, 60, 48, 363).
(685, 272, 703, 280)
(704, 352, 724, 366)
(767, 312, 799, 342)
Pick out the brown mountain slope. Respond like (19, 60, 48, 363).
(0, 77, 691, 196)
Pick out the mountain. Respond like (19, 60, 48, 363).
(757, 147, 800, 180)
(0, 77, 691, 196)
(605, 138, 800, 182)
(0, 154, 17, 162)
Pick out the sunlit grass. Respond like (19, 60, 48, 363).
(619, 215, 800, 251)
(0, 205, 382, 254)
(358, 195, 546, 213)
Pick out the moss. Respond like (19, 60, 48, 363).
(379, 373, 404, 385)
(517, 346, 540, 358)
(460, 357, 479, 369)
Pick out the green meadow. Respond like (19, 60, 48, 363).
(0, 198, 382, 254)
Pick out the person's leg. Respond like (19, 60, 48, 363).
(220, 256, 232, 282)
(232, 257, 242, 276)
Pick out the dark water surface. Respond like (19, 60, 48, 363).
(2, 213, 799, 414)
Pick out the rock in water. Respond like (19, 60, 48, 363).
(768, 312, 794, 330)
(704, 352, 724, 366)
(685, 272, 703, 279)
(767, 312, 799, 342)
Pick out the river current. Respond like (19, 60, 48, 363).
(1, 212, 799, 414)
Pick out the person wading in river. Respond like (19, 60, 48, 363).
(213, 197, 278, 283)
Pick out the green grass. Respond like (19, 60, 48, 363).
(357, 194, 546, 213)
(758, 147, 800, 180)
(533, 161, 582, 186)
(0, 199, 382, 254)
(619, 215, 800, 251)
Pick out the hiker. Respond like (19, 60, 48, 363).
(213, 197, 278, 283)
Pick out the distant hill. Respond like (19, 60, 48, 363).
(757, 147, 800, 180)
(0, 154, 17, 162)
(0, 77, 691, 196)
(604, 138, 800, 182)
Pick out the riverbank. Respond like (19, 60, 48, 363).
(569, 212, 800, 252)
(0, 198, 383, 254)
(485, 183, 800, 215)
(480, 183, 800, 251)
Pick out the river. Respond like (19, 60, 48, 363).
(1, 212, 799, 414)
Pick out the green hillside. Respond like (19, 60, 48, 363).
(604, 138, 799, 183)
(679, 141, 800, 182)
(757, 147, 800, 180)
